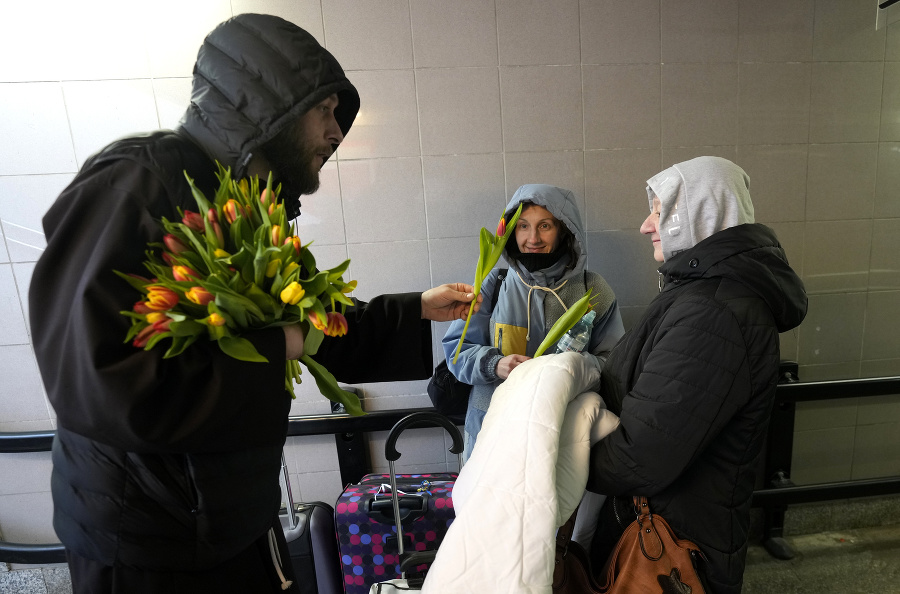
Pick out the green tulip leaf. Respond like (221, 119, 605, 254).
(218, 335, 268, 362)
(533, 289, 594, 357)
(299, 354, 365, 416)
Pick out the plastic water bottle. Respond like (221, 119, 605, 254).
(551, 310, 596, 354)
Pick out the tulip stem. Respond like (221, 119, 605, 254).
(451, 298, 477, 364)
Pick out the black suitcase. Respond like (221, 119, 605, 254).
(279, 453, 343, 594)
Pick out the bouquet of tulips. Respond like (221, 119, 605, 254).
(116, 162, 363, 415)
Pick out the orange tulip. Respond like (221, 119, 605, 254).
(186, 286, 214, 305)
(206, 313, 226, 327)
(325, 312, 348, 337)
(223, 199, 240, 224)
(172, 265, 200, 282)
(271, 225, 283, 247)
(145, 286, 179, 311)
(260, 188, 272, 206)
(285, 236, 301, 255)
(146, 312, 168, 324)
(308, 310, 328, 333)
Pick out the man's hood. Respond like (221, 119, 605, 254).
(178, 13, 360, 178)
(502, 184, 587, 273)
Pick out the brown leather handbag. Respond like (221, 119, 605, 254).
(553, 497, 707, 594)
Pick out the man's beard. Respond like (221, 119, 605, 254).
(259, 125, 323, 218)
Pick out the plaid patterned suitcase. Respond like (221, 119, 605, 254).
(335, 412, 462, 594)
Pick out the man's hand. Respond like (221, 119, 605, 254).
(284, 324, 305, 359)
(421, 283, 482, 322)
(496, 354, 530, 379)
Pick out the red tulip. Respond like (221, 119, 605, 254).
(211, 221, 224, 249)
(133, 301, 153, 314)
(162, 252, 177, 266)
(182, 210, 204, 232)
(207, 208, 219, 224)
(496, 217, 506, 237)
(164, 234, 189, 254)
(132, 324, 157, 348)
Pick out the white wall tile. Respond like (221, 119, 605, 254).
(322, 0, 413, 70)
(0, 174, 72, 264)
(144, 0, 234, 78)
(809, 62, 884, 143)
(63, 80, 161, 167)
(0, 452, 52, 496)
(0, 83, 77, 176)
(422, 154, 506, 240)
(500, 66, 583, 152)
(293, 163, 346, 246)
(410, 0, 498, 68)
(882, 62, 900, 141)
(427, 237, 482, 288)
(736, 145, 808, 223)
(294, 470, 343, 504)
(738, 63, 811, 145)
(806, 143, 877, 221)
(875, 143, 900, 218)
(0, 265, 28, 345)
(0, 491, 57, 543)
(338, 71, 420, 160)
(497, 0, 580, 66)
(580, 0, 660, 64)
(152, 78, 192, 131)
(0, 345, 49, 423)
(231, 0, 325, 45)
(12, 263, 35, 338)
(813, 0, 887, 62)
(0, 226, 8, 263)
(346, 240, 431, 302)
(661, 64, 738, 147)
(504, 151, 586, 203)
(584, 149, 661, 233)
(661, 0, 738, 62)
(55, 1, 152, 81)
(417, 68, 502, 156)
(584, 65, 661, 150)
(339, 158, 425, 244)
(738, 0, 814, 62)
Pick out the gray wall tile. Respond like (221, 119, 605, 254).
(738, 0, 814, 62)
(798, 292, 867, 366)
(410, 0, 498, 68)
(580, 0, 660, 64)
(661, 64, 738, 147)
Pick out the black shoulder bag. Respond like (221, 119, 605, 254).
(427, 270, 507, 416)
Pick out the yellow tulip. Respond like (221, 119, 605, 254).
(280, 282, 305, 305)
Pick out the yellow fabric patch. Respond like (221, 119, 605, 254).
(495, 323, 527, 356)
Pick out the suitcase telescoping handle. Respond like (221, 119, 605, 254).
(385, 412, 463, 564)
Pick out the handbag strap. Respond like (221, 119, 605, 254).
(556, 506, 579, 550)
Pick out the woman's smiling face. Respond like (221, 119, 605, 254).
(515, 204, 561, 254)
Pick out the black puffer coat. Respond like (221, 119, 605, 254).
(587, 223, 807, 594)
(30, 14, 430, 570)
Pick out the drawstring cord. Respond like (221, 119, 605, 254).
(268, 527, 294, 590)
(513, 270, 569, 340)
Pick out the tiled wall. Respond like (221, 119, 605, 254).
(1, 0, 899, 549)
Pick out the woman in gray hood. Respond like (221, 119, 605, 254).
(587, 156, 808, 593)
(443, 184, 625, 460)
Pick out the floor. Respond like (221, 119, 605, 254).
(742, 523, 900, 593)
(3, 522, 900, 593)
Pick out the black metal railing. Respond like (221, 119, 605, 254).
(2, 373, 898, 565)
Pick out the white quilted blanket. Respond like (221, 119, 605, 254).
(421, 352, 619, 593)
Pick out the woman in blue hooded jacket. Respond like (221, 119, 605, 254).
(443, 184, 625, 460)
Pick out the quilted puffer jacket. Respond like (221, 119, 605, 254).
(587, 223, 807, 594)
(31, 14, 431, 571)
